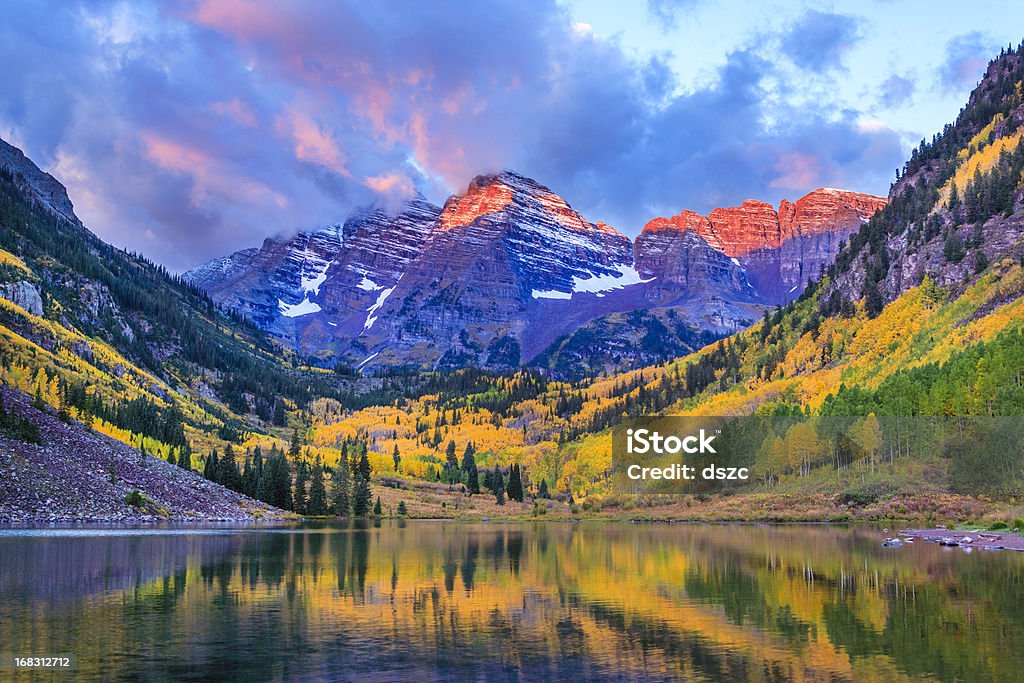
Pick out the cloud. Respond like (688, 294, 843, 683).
(0, 0, 908, 271)
(878, 74, 916, 108)
(941, 32, 995, 91)
(646, 0, 700, 30)
(783, 10, 861, 73)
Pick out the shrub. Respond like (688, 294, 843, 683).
(124, 490, 146, 508)
(988, 520, 1009, 530)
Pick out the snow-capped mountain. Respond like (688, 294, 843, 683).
(184, 172, 885, 374)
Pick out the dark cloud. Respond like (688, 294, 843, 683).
(941, 32, 995, 91)
(783, 10, 861, 72)
(878, 74, 916, 108)
(0, 0, 906, 270)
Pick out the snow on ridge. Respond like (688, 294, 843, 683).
(357, 351, 380, 370)
(531, 288, 573, 300)
(279, 297, 322, 317)
(357, 277, 383, 291)
(531, 264, 654, 301)
(363, 276, 401, 330)
(730, 257, 742, 267)
(300, 260, 330, 296)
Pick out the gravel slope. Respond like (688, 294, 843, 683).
(0, 386, 287, 523)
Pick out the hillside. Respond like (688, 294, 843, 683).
(0, 385, 281, 522)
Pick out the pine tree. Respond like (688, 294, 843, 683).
(293, 459, 309, 514)
(373, 496, 382, 516)
(538, 478, 550, 499)
(242, 451, 255, 497)
(392, 443, 401, 473)
(493, 466, 505, 506)
(330, 452, 352, 516)
(308, 455, 327, 515)
(167, 448, 177, 466)
(352, 447, 373, 516)
(265, 448, 293, 511)
(445, 439, 459, 484)
(177, 445, 192, 471)
(397, 500, 408, 516)
(203, 448, 219, 483)
(461, 443, 479, 494)
(219, 444, 243, 492)
(507, 464, 524, 502)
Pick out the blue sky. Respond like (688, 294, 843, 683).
(0, 0, 1020, 270)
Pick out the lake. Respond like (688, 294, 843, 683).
(1, 521, 1022, 682)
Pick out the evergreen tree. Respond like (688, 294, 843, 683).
(373, 496, 382, 516)
(203, 448, 219, 483)
(308, 455, 327, 515)
(538, 478, 550, 499)
(461, 443, 479, 494)
(444, 439, 459, 484)
(293, 459, 308, 514)
(167, 448, 176, 466)
(352, 447, 373, 516)
(507, 464, 524, 502)
(493, 466, 505, 506)
(242, 451, 255, 497)
(218, 444, 243, 492)
(397, 500, 408, 516)
(392, 443, 401, 473)
(330, 452, 352, 516)
(265, 448, 293, 511)
(177, 445, 192, 471)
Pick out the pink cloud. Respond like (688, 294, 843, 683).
(365, 172, 415, 198)
(769, 151, 822, 191)
(275, 111, 350, 176)
(211, 98, 259, 128)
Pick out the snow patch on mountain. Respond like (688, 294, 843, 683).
(533, 264, 653, 300)
(357, 277, 383, 291)
(279, 297, 322, 317)
(364, 278, 399, 330)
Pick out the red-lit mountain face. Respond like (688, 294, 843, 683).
(186, 173, 885, 375)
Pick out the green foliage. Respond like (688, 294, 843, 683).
(124, 490, 146, 508)
(397, 500, 407, 516)
(330, 447, 352, 516)
(308, 455, 327, 515)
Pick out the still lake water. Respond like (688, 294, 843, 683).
(1, 521, 1023, 682)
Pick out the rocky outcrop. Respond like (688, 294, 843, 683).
(0, 138, 79, 225)
(0, 281, 43, 316)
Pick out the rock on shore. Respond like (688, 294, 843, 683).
(0, 386, 286, 523)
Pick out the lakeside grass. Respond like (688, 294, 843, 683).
(358, 476, 1024, 528)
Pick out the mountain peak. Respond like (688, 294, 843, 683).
(439, 170, 625, 239)
(0, 137, 79, 225)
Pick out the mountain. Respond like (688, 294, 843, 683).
(187, 173, 884, 375)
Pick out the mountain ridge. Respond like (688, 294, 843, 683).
(186, 174, 884, 375)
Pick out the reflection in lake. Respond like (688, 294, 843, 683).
(1, 521, 1022, 681)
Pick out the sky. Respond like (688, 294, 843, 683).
(1, 0, 1021, 271)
